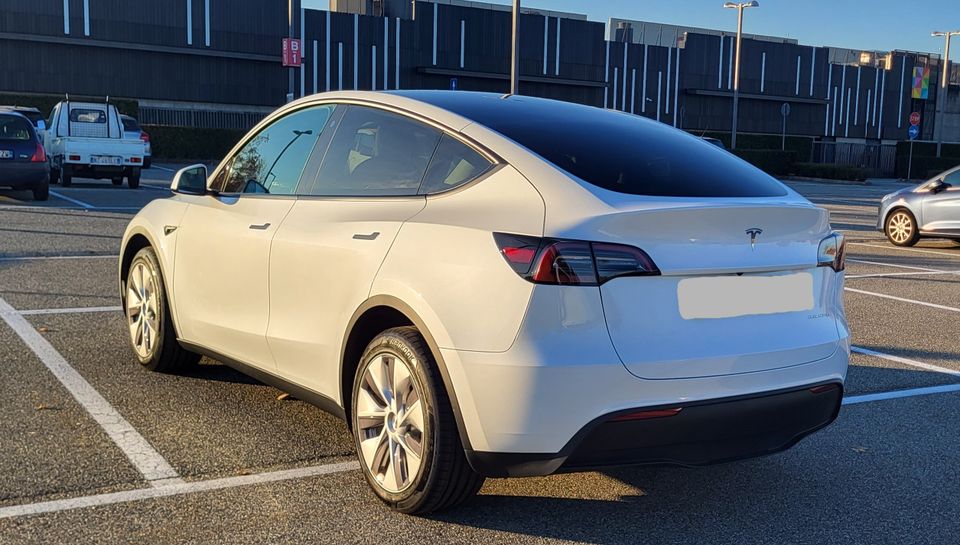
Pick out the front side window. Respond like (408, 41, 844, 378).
(216, 105, 334, 195)
(310, 106, 441, 196)
(942, 168, 960, 186)
(419, 135, 493, 194)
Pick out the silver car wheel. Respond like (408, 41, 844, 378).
(355, 351, 426, 494)
(126, 261, 160, 359)
(888, 211, 913, 244)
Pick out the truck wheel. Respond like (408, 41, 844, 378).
(128, 168, 141, 189)
(61, 166, 73, 187)
(112, 177, 123, 186)
(50, 165, 60, 185)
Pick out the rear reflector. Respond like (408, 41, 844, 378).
(68, 154, 80, 161)
(610, 408, 682, 422)
(809, 384, 839, 395)
(131, 157, 141, 164)
(493, 233, 659, 286)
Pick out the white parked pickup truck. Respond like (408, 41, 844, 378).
(44, 101, 145, 188)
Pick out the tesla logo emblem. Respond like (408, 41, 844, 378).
(745, 228, 763, 250)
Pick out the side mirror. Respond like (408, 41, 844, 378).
(930, 179, 948, 194)
(171, 164, 208, 195)
(36, 120, 46, 131)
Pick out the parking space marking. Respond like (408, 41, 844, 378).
(149, 165, 176, 173)
(0, 461, 360, 519)
(842, 384, 960, 405)
(850, 242, 960, 258)
(0, 296, 181, 485)
(845, 287, 960, 314)
(48, 191, 95, 209)
(17, 305, 122, 316)
(846, 258, 944, 272)
(852, 346, 960, 378)
(0, 254, 118, 262)
(846, 270, 960, 279)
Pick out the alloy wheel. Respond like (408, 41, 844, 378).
(888, 212, 913, 244)
(126, 261, 160, 359)
(355, 351, 426, 494)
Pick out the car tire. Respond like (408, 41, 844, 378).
(885, 209, 920, 247)
(61, 165, 72, 187)
(125, 247, 200, 373)
(128, 168, 141, 189)
(144, 158, 152, 169)
(351, 326, 484, 514)
(111, 177, 123, 186)
(32, 178, 50, 201)
(49, 164, 60, 185)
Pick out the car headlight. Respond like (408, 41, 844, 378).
(817, 233, 845, 272)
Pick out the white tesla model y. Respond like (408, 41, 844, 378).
(119, 91, 849, 513)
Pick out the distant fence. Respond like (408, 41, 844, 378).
(810, 142, 897, 177)
(137, 107, 267, 131)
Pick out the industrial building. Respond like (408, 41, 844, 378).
(2, 0, 957, 162)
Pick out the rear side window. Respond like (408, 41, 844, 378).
(310, 106, 441, 197)
(69, 109, 107, 123)
(0, 115, 33, 141)
(419, 135, 492, 194)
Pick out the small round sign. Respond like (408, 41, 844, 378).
(910, 112, 921, 126)
(908, 124, 920, 140)
(780, 103, 791, 117)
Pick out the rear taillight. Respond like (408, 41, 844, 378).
(30, 142, 46, 163)
(817, 233, 845, 272)
(140, 132, 150, 143)
(494, 233, 660, 286)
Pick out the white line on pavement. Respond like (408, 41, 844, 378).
(846, 270, 960, 279)
(17, 306, 122, 316)
(0, 254, 118, 262)
(0, 296, 181, 484)
(150, 165, 176, 172)
(846, 258, 945, 272)
(852, 346, 960, 377)
(845, 287, 960, 313)
(842, 384, 960, 405)
(0, 461, 360, 519)
(850, 242, 960, 258)
(49, 190, 95, 209)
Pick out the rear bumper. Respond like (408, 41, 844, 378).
(468, 382, 843, 477)
(0, 162, 49, 188)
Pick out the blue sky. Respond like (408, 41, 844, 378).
(304, 0, 957, 56)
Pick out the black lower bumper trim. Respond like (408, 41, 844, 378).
(466, 383, 843, 478)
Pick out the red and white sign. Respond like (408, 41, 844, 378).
(282, 38, 302, 67)
(909, 112, 921, 126)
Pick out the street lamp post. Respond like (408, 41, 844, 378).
(510, 0, 521, 95)
(932, 30, 959, 157)
(723, 1, 759, 150)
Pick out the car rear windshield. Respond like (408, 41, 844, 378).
(70, 109, 107, 123)
(407, 93, 787, 198)
(0, 114, 33, 141)
(121, 117, 140, 132)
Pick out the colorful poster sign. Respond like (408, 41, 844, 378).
(282, 38, 302, 67)
(912, 66, 930, 100)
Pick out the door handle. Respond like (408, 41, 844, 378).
(249, 222, 271, 230)
(352, 232, 380, 240)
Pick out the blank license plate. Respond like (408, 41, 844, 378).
(677, 272, 814, 319)
(0, 150, 11, 159)
(91, 155, 122, 165)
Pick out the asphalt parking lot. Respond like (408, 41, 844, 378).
(1, 171, 959, 544)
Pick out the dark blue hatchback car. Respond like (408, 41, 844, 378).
(0, 112, 49, 201)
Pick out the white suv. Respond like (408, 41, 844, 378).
(119, 91, 849, 514)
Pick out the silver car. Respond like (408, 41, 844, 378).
(878, 166, 960, 246)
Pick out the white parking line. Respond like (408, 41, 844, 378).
(846, 270, 960, 279)
(852, 346, 960, 377)
(846, 258, 944, 272)
(845, 287, 960, 314)
(0, 460, 359, 519)
(0, 254, 118, 262)
(150, 165, 176, 173)
(842, 384, 960, 405)
(0, 296, 181, 485)
(17, 306, 122, 316)
(851, 242, 960, 258)
(49, 190, 95, 209)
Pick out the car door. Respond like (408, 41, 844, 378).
(266, 104, 445, 398)
(920, 168, 960, 235)
(173, 104, 335, 370)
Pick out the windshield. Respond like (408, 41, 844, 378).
(0, 114, 33, 141)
